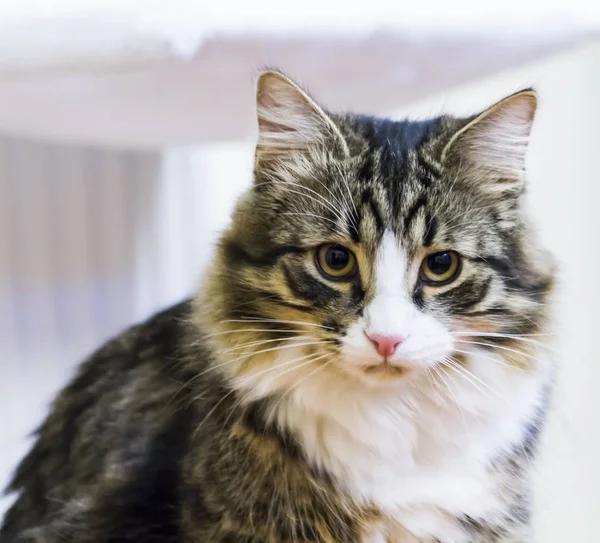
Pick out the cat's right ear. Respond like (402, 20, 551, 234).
(255, 71, 348, 165)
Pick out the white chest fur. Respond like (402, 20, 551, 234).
(274, 349, 548, 543)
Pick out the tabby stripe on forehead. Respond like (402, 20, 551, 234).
(223, 241, 304, 268)
(282, 265, 340, 305)
(417, 149, 443, 177)
(361, 187, 385, 231)
(357, 154, 374, 183)
(346, 210, 361, 243)
(423, 214, 437, 247)
(415, 164, 433, 187)
(436, 276, 492, 313)
(403, 195, 427, 232)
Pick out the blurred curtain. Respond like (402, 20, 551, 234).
(0, 135, 253, 514)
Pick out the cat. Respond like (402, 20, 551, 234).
(0, 70, 555, 543)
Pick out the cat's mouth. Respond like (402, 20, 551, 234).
(361, 361, 409, 378)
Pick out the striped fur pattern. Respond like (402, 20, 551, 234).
(1, 72, 555, 543)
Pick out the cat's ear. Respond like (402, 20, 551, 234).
(255, 70, 348, 162)
(442, 89, 537, 190)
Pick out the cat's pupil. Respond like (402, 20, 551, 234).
(326, 246, 350, 270)
(427, 252, 452, 275)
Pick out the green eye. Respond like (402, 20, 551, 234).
(421, 251, 461, 284)
(316, 244, 357, 280)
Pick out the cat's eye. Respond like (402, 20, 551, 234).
(420, 251, 461, 284)
(316, 244, 357, 280)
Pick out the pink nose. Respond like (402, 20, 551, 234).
(367, 334, 405, 358)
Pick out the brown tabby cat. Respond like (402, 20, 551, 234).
(1, 71, 555, 543)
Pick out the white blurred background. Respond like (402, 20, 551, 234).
(0, 3, 599, 540)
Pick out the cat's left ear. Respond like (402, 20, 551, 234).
(255, 70, 348, 164)
(442, 89, 537, 190)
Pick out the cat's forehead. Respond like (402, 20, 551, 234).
(339, 115, 460, 250)
(264, 113, 488, 256)
(344, 115, 444, 189)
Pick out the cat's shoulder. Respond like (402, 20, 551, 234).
(1, 300, 200, 538)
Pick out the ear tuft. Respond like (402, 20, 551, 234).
(443, 90, 538, 183)
(255, 70, 347, 158)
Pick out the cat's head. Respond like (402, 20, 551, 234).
(198, 71, 555, 395)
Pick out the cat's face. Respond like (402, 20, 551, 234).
(202, 72, 554, 392)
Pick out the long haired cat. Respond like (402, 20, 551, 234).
(1, 71, 555, 543)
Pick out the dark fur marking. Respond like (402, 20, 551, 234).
(433, 276, 492, 314)
(253, 291, 317, 313)
(361, 187, 385, 231)
(461, 515, 507, 542)
(417, 149, 443, 176)
(347, 210, 361, 243)
(423, 214, 437, 247)
(223, 240, 304, 268)
(463, 305, 510, 317)
(403, 195, 427, 232)
(351, 282, 366, 305)
(282, 265, 340, 305)
(472, 254, 550, 302)
(416, 164, 433, 187)
(92, 401, 195, 542)
(243, 400, 304, 462)
(322, 319, 344, 335)
(357, 154, 374, 183)
(412, 285, 425, 309)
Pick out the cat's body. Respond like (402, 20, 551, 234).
(1, 72, 555, 543)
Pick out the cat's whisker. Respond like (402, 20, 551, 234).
(399, 389, 419, 416)
(219, 352, 332, 431)
(453, 331, 551, 339)
(304, 168, 357, 231)
(453, 339, 544, 362)
(262, 352, 333, 390)
(442, 357, 510, 405)
(256, 179, 346, 224)
(225, 318, 335, 330)
(201, 328, 310, 339)
(423, 367, 444, 405)
(452, 332, 556, 352)
(221, 336, 323, 354)
(275, 186, 346, 224)
(282, 212, 342, 229)
(429, 365, 453, 409)
(217, 341, 333, 364)
(333, 161, 359, 227)
(272, 356, 336, 413)
(202, 352, 330, 438)
(434, 361, 472, 438)
(441, 359, 500, 404)
(453, 330, 551, 337)
(432, 361, 457, 406)
(191, 386, 238, 441)
(450, 347, 528, 374)
(438, 362, 469, 414)
(171, 340, 333, 398)
(229, 293, 281, 311)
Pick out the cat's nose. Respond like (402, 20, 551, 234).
(366, 333, 405, 359)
